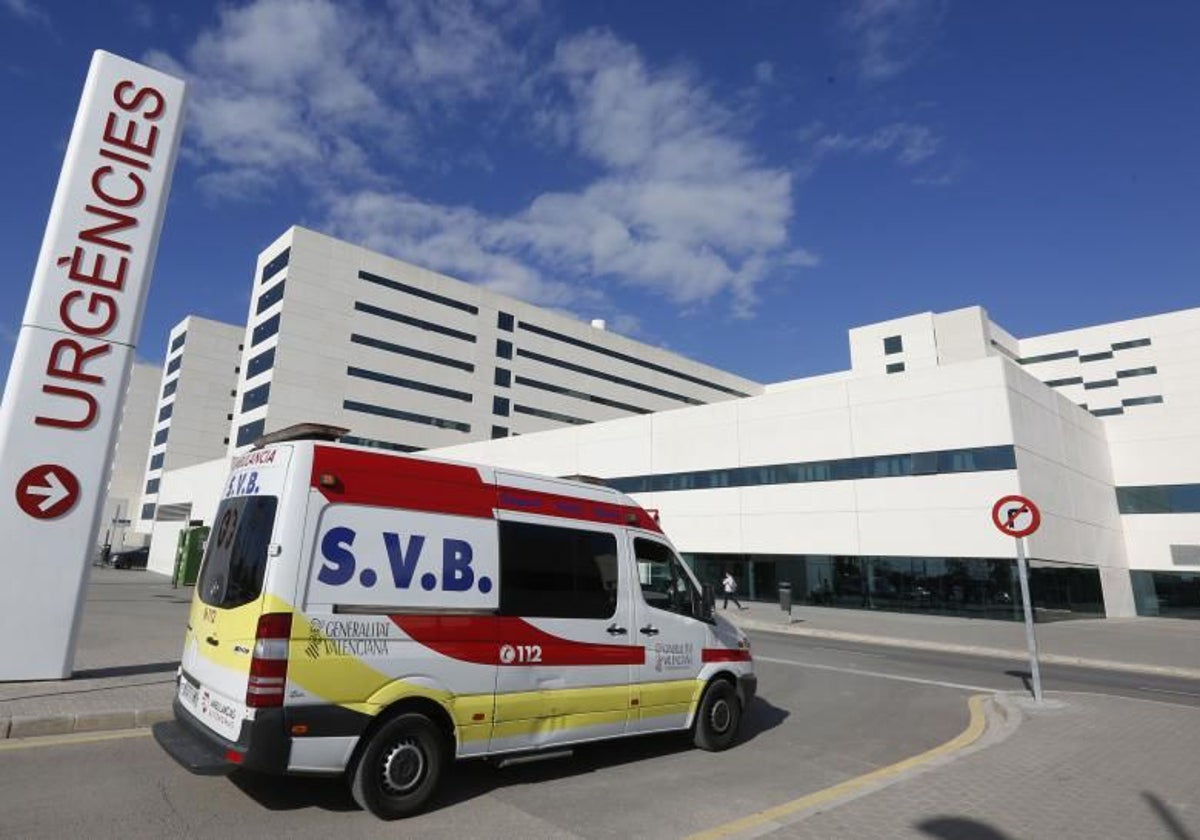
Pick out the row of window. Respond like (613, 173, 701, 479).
(359, 270, 479, 315)
(513, 403, 589, 425)
(514, 374, 651, 415)
(351, 333, 474, 372)
(517, 348, 702, 405)
(347, 366, 473, 402)
(257, 279, 285, 315)
(343, 399, 471, 433)
(1088, 395, 1165, 417)
(607, 445, 1017, 494)
(1020, 337, 1152, 366)
(340, 435, 421, 454)
(518, 321, 753, 398)
(355, 300, 476, 343)
(1117, 484, 1200, 514)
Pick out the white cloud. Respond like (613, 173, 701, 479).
(814, 122, 941, 167)
(754, 61, 775, 85)
(1, 0, 49, 26)
(158, 5, 810, 319)
(842, 0, 947, 83)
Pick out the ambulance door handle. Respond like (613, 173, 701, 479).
(639, 625, 659, 636)
(606, 624, 627, 636)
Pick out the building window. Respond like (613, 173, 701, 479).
(339, 435, 422, 453)
(247, 347, 276, 379)
(517, 348, 700, 405)
(161, 380, 177, 398)
(358, 270, 479, 314)
(166, 355, 181, 375)
(883, 335, 903, 355)
(886, 362, 905, 374)
(1044, 377, 1083, 387)
(347, 366, 473, 402)
(1117, 484, 1200, 514)
(350, 334, 474, 372)
(636, 538, 700, 620)
(1083, 379, 1118, 390)
(1112, 338, 1151, 351)
(492, 425, 508, 439)
(241, 382, 271, 413)
(1091, 407, 1124, 417)
(1080, 350, 1114, 362)
(149, 452, 164, 471)
(140, 503, 156, 520)
(1117, 366, 1157, 379)
(260, 247, 289, 284)
(157, 403, 173, 422)
(251, 314, 280, 347)
(1020, 349, 1078, 365)
(153, 427, 169, 446)
(514, 375, 650, 415)
(493, 396, 510, 417)
(499, 521, 618, 619)
(513, 404, 588, 425)
(145, 478, 160, 495)
(1122, 395, 1164, 407)
(496, 339, 513, 360)
(256, 279, 285, 314)
(519, 320, 752, 398)
(343, 399, 471, 433)
(494, 368, 511, 388)
(170, 332, 186, 353)
(235, 419, 266, 448)
(498, 311, 514, 332)
(354, 301, 476, 343)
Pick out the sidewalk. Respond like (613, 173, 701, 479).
(724, 599, 1200, 679)
(762, 691, 1200, 840)
(3, 571, 1199, 739)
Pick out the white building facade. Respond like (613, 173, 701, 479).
(96, 362, 160, 552)
(435, 305, 1200, 621)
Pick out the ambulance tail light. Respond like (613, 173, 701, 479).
(247, 612, 292, 708)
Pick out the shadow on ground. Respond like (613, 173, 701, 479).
(231, 695, 789, 814)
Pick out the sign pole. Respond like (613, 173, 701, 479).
(1013, 536, 1044, 703)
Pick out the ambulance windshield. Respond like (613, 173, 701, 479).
(197, 495, 279, 609)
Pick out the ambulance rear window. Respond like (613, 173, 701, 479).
(197, 496, 279, 609)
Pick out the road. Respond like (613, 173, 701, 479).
(3, 631, 1198, 839)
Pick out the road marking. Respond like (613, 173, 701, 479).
(756, 654, 998, 693)
(686, 694, 991, 840)
(1137, 686, 1200, 699)
(0, 728, 152, 752)
(804, 645, 887, 659)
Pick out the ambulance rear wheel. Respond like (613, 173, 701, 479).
(350, 713, 445, 819)
(693, 679, 741, 751)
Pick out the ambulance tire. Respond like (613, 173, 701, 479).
(693, 679, 741, 751)
(350, 712, 446, 820)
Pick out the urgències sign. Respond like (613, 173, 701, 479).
(0, 51, 186, 680)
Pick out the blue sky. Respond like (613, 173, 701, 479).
(1, 0, 1197, 387)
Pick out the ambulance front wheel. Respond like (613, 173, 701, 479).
(693, 679, 741, 751)
(350, 712, 446, 819)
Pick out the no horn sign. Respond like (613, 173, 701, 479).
(991, 494, 1041, 538)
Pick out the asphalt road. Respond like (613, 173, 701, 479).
(4, 633, 1198, 839)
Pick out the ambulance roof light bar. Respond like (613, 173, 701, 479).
(252, 422, 351, 449)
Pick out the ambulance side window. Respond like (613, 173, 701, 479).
(499, 521, 618, 619)
(635, 538, 699, 619)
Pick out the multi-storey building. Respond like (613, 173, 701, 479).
(135, 316, 242, 533)
(95, 362, 159, 552)
(436, 305, 1200, 620)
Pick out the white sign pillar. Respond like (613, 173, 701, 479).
(0, 52, 186, 680)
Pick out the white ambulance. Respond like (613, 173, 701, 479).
(154, 425, 755, 819)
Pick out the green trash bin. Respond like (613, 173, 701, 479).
(173, 525, 210, 588)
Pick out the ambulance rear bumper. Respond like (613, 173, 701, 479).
(154, 696, 290, 776)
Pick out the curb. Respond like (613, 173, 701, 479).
(1, 707, 172, 740)
(732, 615, 1200, 681)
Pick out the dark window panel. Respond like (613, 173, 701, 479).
(347, 366, 473, 402)
(247, 347, 276, 379)
(241, 382, 271, 413)
(1122, 395, 1164, 407)
(499, 521, 618, 619)
(251, 314, 280, 347)
(1020, 349, 1079, 365)
(343, 399, 470, 433)
(886, 362, 905, 374)
(350, 333, 474, 372)
(514, 375, 650, 415)
(1044, 377, 1083, 387)
(235, 419, 266, 448)
(512, 404, 587, 425)
(517, 348, 701, 405)
(496, 339, 513, 360)
(256, 279, 286, 314)
(1116, 366, 1157, 378)
(359, 270, 478, 314)
(1083, 379, 1118, 390)
(1111, 338, 1152, 351)
(1080, 350, 1114, 362)
(170, 332, 186, 352)
(260, 247, 290, 284)
(497, 312, 514, 332)
(354, 301, 476, 342)
(495, 368, 511, 388)
(493, 396, 510, 417)
(883, 335, 903, 355)
(166, 356, 181, 375)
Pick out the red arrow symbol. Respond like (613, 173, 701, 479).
(15, 464, 80, 520)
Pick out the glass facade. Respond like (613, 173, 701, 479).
(1131, 571, 1200, 619)
(1117, 484, 1200, 514)
(683, 553, 1104, 621)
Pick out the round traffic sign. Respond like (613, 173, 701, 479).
(15, 464, 81, 520)
(991, 494, 1040, 538)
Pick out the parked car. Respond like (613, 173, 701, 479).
(110, 546, 149, 570)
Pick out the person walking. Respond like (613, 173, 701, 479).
(722, 571, 744, 610)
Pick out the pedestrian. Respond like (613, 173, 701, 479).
(722, 571, 744, 610)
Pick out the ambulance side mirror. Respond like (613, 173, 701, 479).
(701, 584, 716, 622)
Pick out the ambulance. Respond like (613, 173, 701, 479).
(154, 425, 756, 819)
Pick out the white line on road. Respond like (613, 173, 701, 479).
(755, 655, 999, 694)
(1136, 686, 1200, 698)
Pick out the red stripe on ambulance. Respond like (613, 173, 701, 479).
(390, 615, 645, 666)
